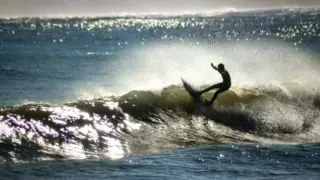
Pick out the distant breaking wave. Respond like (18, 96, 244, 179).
(1, 7, 320, 19)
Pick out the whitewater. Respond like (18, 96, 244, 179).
(0, 8, 320, 179)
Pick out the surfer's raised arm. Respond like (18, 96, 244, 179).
(211, 63, 218, 71)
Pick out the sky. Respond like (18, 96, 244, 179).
(1, 0, 320, 18)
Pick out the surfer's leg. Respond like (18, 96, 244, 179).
(198, 83, 224, 95)
(208, 88, 228, 105)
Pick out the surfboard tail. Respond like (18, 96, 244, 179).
(181, 78, 204, 103)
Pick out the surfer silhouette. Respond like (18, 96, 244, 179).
(197, 63, 231, 105)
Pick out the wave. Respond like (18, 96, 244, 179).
(0, 83, 319, 162)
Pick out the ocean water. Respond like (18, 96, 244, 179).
(0, 8, 320, 179)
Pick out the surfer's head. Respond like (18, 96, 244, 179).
(218, 63, 225, 71)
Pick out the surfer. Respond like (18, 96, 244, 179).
(197, 63, 231, 105)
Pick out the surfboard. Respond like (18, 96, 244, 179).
(181, 78, 205, 104)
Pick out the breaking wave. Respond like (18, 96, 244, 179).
(0, 83, 319, 162)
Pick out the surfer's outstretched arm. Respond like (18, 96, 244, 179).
(211, 63, 218, 71)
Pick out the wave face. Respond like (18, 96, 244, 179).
(1, 83, 319, 162)
(0, 9, 320, 162)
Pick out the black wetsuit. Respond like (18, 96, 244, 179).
(199, 69, 231, 104)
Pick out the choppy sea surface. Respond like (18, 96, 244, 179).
(0, 8, 320, 179)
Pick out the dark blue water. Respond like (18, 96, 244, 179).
(1, 144, 319, 179)
(0, 8, 320, 179)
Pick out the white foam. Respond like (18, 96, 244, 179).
(107, 39, 320, 94)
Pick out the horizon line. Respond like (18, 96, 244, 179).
(1, 6, 320, 19)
